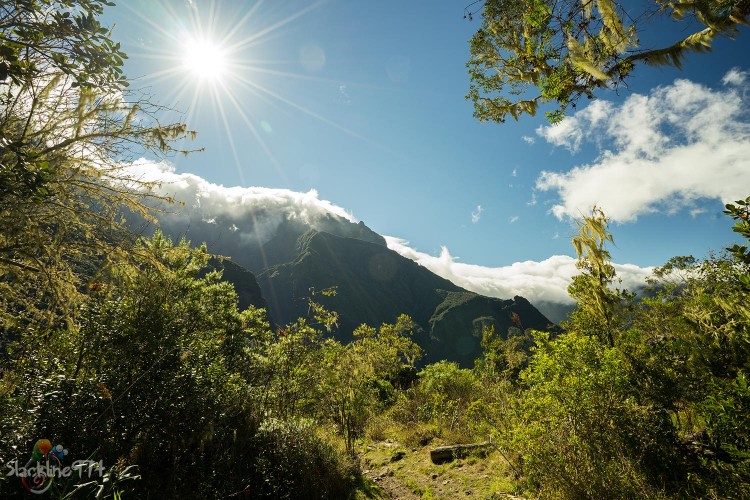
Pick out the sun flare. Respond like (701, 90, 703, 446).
(181, 36, 227, 81)
(128, 0, 361, 181)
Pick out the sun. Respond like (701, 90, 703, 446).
(181, 36, 227, 81)
(128, 0, 373, 183)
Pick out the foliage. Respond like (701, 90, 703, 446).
(0, 0, 197, 332)
(475, 324, 534, 381)
(565, 206, 633, 346)
(388, 358, 504, 446)
(0, 233, 374, 498)
(251, 418, 359, 500)
(0, 0, 127, 89)
(1, 234, 248, 496)
(494, 203, 750, 498)
(724, 195, 750, 266)
(466, 0, 750, 123)
(321, 314, 422, 453)
(251, 317, 327, 421)
(513, 331, 675, 498)
(419, 362, 479, 422)
(632, 212, 750, 496)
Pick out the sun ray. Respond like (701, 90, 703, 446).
(219, 82, 282, 176)
(212, 88, 250, 186)
(218, 1, 264, 47)
(233, 76, 397, 155)
(116, 0, 400, 186)
(222, 1, 326, 54)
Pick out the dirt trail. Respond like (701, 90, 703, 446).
(359, 439, 525, 499)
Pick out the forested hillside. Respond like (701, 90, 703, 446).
(148, 188, 558, 367)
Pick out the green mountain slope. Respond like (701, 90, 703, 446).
(257, 230, 556, 366)
(427, 290, 555, 366)
(154, 209, 557, 366)
(202, 256, 269, 313)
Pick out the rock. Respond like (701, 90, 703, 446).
(391, 450, 406, 462)
(430, 442, 493, 464)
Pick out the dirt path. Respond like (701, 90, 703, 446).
(366, 469, 420, 500)
(359, 440, 526, 499)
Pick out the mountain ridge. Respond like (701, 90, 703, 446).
(153, 207, 558, 366)
(255, 228, 557, 366)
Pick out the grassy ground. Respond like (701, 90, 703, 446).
(354, 436, 525, 500)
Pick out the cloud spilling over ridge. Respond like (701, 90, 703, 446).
(123, 160, 654, 314)
(124, 159, 357, 244)
(385, 236, 653, 307)
(536, 70, 750, 221)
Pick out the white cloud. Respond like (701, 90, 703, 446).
(511, 167, 518, 177)
(384, 237, 653, 307)
(522, 135, 535, 145)
(527, 192, 537, 206)
(537, 116, 584, 152)
(536, 100, 613, 153)
(123, 160, 655, 316)
(536, 71, 750, 221)
(123, 159, 357, 243)
(723, 67, 748, 86)
(509, 215, 519, 223)
(338, 84, 351, 105)
(471, 205, 484, 224)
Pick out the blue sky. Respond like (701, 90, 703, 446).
(104, 0, 750, 303)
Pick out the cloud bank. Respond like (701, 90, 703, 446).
(122, 160, 653, 319)
(384, 237, 653, 308)
(536, 70, 750, 221)
(124, 159, 357, 244)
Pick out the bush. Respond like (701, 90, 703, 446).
(250, 418, 360, 499)
(513, 331, 677, 499)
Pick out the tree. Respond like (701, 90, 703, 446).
(724, 195, 750, 267)
(0, 0, 196, 331)
(0, 0, 128, 89)
(565, 206, 632, 346)
(625, 204, 750, 495)
(507, 203, 750, 498)
(513, 330, 675, 498)
(476, 324, 533, 381)
(506, 209, 678, 497)
(466, 0, 750, 123)
(0, 233, 255, 497)
(320, 315, 421, 453)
